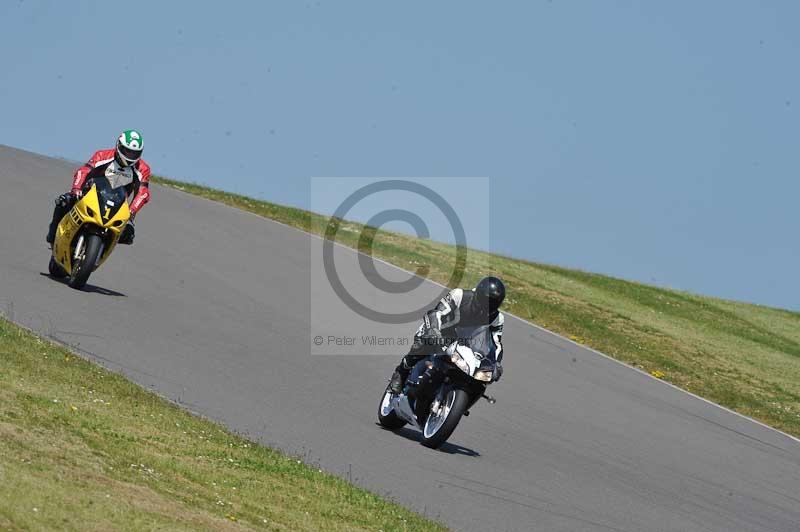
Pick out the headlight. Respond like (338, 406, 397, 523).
(450, 352, 470, 373)
(474, 370, 493, 382)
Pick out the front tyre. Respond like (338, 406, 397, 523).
(377, 387, 407, 430)
(68, 233, 102, 289)
(421, 388, 469, 449)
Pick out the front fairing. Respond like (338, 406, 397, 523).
(92, 177, 131, 230)
(52, 178, 131, 273)
(445, 324, 497, 381)
(70, 178, 131, 232)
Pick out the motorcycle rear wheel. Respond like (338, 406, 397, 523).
(377, 387, 407, 430)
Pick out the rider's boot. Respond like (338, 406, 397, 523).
(46, 219, 57, 245)
(388, 362, 410, 395)
(46, 193, 74, 244)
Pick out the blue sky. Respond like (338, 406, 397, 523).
(1, 1, 797, 310)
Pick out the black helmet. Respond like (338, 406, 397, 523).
(474, 276, 506, 314)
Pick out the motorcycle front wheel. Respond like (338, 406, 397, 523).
(421, 388, 469, 449)
(68, 233, 103, 289)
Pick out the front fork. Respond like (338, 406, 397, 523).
(73, 235, 85, 261)
(73, 230, 106, 269)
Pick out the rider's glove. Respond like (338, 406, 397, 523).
(70, 188, 83, 199)
(493, 362, 504, 382)
(56, 192, 75, 207)
(120, 221, 135, 245)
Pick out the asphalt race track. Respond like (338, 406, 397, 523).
(1, 145, 799, 532)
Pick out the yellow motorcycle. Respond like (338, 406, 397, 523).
(49, 174, 132, 289)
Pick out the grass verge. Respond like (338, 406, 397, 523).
(0, 318, 444, 531)
(153, 176, 800, 438)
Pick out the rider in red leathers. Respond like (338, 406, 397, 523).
(47, 129, 151, 246)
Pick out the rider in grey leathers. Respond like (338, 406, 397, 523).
(388, 276, 506, 394)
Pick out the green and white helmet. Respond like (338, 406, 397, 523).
(116, 129, 144, 167)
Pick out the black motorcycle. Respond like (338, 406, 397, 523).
(378, 324, 499, 448)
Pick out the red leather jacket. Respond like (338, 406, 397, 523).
(71, 149, 151, 215)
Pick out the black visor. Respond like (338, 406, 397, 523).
(476, 293, 503, 313)
(118, 143, 142, 161)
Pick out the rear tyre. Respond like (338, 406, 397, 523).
(68, 234, 102, 289)
(48, 256, 67, 279)
(420, 388, 469, 449)
(377, 388, 407, 430)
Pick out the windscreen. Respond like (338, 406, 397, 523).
(105, 172, 134, 190)
(94, 176, 129, 209)
(454, 324, 496, 361)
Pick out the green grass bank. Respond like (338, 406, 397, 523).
(0, 318, 444, 531)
